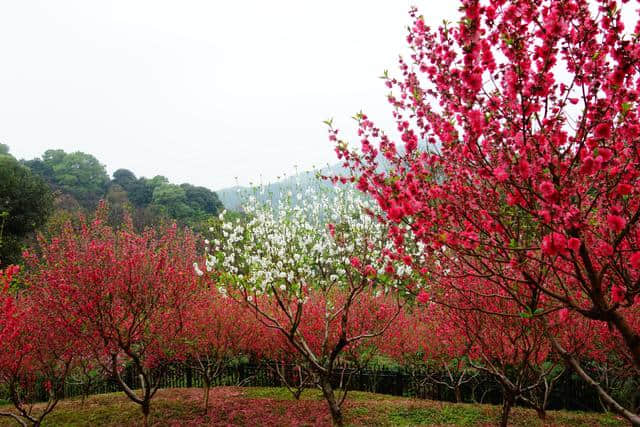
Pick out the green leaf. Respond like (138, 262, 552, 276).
(413, 87, 422, 102)
(622, 102, 631, 113)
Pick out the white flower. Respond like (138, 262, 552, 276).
(209, 226, 214, 232)
(193, 262, 204, 277)
(279, 284, 287, 291)
(247, 295, 253, 302)
(204, 239, 210, 245)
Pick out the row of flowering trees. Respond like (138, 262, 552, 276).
(206, 184, 637, 425)
(329, 0, 640, 425)
(0, 194, 424, 427)
(0, 188, 637, 426)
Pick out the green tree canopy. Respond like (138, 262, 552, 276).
(0, 155, 53, 265)
(181, 183, 223, 216)
(41, 149, 110, 209)
(152, 183, 193, 221)
(20, 149, 226, 229)
(112, 169, 137, 188)
(112, 169, 154, 208)
(21, 158, 56, 186)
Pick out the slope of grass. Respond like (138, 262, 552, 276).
(0, 386, 625, 426)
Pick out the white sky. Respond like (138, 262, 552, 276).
(0, 1, 459, 190)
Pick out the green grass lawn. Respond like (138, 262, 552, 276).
(0, 387, 625, 426)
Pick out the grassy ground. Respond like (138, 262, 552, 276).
(0, 386, 625, 426)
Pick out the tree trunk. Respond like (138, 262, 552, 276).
(470, 383, 478, 403)
(186, 366, 193, 388)
(535, 407, 546, 420)
(547, 333, 640, 426)
(142, 400, 150, 427)
(610, 311, 640, 371)
(500, 395, 514, 427)
(294, 365, 304, 400)
(320, 377, 343, 427)
(202, 378, 210, 411)
(454, 385, 462, 403)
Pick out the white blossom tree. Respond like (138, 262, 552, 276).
(204, 183, 423, 426)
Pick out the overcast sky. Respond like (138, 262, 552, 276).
(0, 1, 459, 190)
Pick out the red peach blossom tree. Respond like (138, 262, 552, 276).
(385, 303, 479, 404)
(431, 284, 565, 426)
(0, 266, 75, 427)
(25, 210, 201, 427)
(179, 288, 260, 410)
(330, 0, 640, 423)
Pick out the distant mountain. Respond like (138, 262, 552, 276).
(216, 163, 349, 211)
(215, 140, 425, 212)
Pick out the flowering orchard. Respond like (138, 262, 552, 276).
(2, 1, 640, 426)
(0, 200, 637, 427)
(329, 0, 640, 424)
(204, 187, 424, 425)
(0, 194, 424, 427)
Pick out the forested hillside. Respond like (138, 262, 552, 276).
(0, 144, 223, 266)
